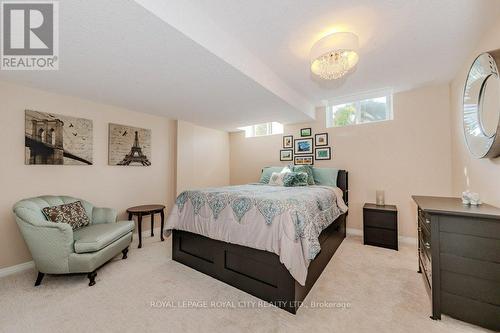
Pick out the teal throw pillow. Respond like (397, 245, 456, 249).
(312, 167, 339, 187)
(293, 165, 315, 185)
(283, 172, 309, 187)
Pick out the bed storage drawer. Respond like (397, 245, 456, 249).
(224, 248, 280, 288)
(171, 213, 347, 315)
(178, 231, 215, 263)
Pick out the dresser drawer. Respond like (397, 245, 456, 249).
(363, 209, 397, 230)
(419, 237, 432, 262)
(420, 251, 432, 288)
(418, 212, 431, 233)
(419, 224, 431, 251)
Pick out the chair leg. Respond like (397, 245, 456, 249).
(34, 272, 44, 287)
(87, 270, 97, 286)
(122, 247, 129, 259)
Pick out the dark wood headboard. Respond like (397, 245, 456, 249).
(337, 170, 348, 206)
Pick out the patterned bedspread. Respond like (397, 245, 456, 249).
(165, 184, 348, 285)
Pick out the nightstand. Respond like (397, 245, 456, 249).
(363, 203, 398, 250)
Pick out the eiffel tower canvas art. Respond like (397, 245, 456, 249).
(108, 123, 151, 166)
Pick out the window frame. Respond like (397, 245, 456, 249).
(326, 91, 393, 128)
(239, 122, 284, 138)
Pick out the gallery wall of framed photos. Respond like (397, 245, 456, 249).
(280, 128, 332, 165)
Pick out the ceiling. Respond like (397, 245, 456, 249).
(189, 0, 500, 104)
(0, 0, 313, 131)
(1, 0, 500, 131)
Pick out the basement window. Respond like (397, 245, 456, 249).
(326, 93, 393, 128)
(239, 122, 284, 138)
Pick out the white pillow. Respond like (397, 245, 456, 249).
(268, 172, 286, 186)
(280, 165, 293, 173)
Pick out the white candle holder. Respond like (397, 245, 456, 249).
(376, 190, 385, 206)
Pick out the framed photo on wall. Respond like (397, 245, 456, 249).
(300, 128, 312, 137)
(108, 124, 151, 166)
(315, 133, 328, 146)
(280, 149, 293, 161)
(294, 138, 313, 154)
(315, 147, 331, 160)
(294, 155, 314, 165)
(283, 135, 293, 148)
(25, 110, 93, 165)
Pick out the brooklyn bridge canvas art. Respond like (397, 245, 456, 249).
(108, 123, 151, 166)
(25, 110, 93, 165)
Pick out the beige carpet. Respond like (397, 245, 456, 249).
(0, 234, 492, 333)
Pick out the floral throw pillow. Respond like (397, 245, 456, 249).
(42, 201, 90, 230)
(293, 165, 315, 185)
(283, 172, 309, 187)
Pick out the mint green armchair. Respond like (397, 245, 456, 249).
(13, 195, 134, 286)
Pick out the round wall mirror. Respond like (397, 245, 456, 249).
(463, 50, 500, 158)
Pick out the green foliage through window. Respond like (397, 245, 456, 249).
(328, 95, 392, 127)
(333, 104, 356, 126)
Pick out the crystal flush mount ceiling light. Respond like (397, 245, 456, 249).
(310, 32, 359, 80)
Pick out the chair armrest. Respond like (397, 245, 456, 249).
(92, 207, 117, 224)
(14, 214, 74, 274)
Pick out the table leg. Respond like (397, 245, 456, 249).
(160, 209, 165, 241)
(138, 214, 143, 249)
(150, 213, 154, 237)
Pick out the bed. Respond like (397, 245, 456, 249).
(166, 170, 348, 314)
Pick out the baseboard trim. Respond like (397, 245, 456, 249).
(0, 261, 34, 278)
(346, 228, 363, 236)
(1, 228, 414, 278)
(347, 228, 417, 246)
(0, 226, 165, 279)
(398, 235, 417, 246)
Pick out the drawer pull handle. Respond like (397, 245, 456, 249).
(425, 219, 430, 224)
(424, 242, 431, 249)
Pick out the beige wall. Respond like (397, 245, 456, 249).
(450, 20, 500, 207)
(7, 24, 499, 268)
(176, 120, 230, 194)
(230, 84, 453, 238)
(0, 81, 177, 269)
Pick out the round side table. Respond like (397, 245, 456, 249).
(126, 204, 165, 248)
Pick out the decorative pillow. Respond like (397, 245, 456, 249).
(259, 167, 284, 183)
(268, 172, 286, 186)
(293, 165, 315, 185)
(283, 172, 309, 187)
(312, 167, 339, 187)
(280, 165, 293, 173)
(42, 201, 91, 230)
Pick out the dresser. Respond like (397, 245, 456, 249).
(363, 203, 398, 250)
(412, 196, 500, 331)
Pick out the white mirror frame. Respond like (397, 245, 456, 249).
(462, 50, 500, 159)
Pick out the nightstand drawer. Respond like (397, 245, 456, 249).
(363, 209, 397, 230)
(364, 227, 397, 250)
